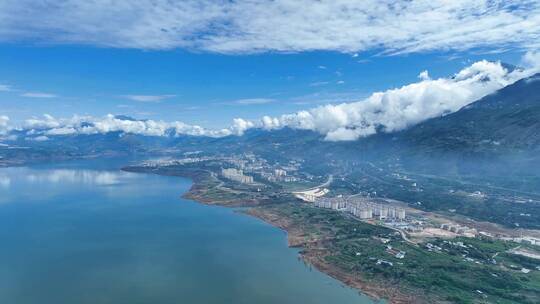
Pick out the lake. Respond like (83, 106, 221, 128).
(0, 159, 377, 304)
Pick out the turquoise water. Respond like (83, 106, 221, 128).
(0, 160, 377, 304)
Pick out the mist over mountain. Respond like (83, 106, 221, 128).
(257, 60, 534, 141)
(1, 71, 539, 172)
(207, 72, 540, 164)
(401, 73, 540, 153)
(1, 54, 540, 232)
(3, 59, 537, 146)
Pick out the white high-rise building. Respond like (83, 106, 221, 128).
(358, 209, 373, 219)
(388, 208, 396, 219)
(397, 209, 406, 220)
(379, 208, 388, 220)
(274, 169, 287, 177)
(221, 168, 254, 184)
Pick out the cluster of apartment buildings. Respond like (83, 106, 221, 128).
(221, 168, 254, 184)
(313, 196, 406, 221)
(440, 223, 478, 237)
(260, 169, 299, 182)
(223, 154, 303, 184)
(140, 156, 217, 167)
(505, 236, 540, 246)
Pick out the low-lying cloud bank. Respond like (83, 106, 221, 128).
(2, 55, 539, 142)
(14, 114, 253, 140)
(257, 58, 540, 141)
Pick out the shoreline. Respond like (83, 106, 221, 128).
(132, 167, 426, 304)
(244, 207, 419, 304)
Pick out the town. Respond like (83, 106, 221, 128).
(138, 152, 540, 248)
(128, 151, 540, 303)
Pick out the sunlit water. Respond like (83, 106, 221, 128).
(0, 160, 377, 304)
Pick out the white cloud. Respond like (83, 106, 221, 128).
(0, 84, 11, 92)
(20, 114, 250, 138)
(254, 59, 540, 141)
(230, 118, 255, 135)
(418, 70, 430, 81)
(232, 98, 274, 105)
(21, 92, 57, 98)
(261, 116, 281, 129)
(45, 127, 77, 136)
(123, 95, 175, 102)
(522, 51, 540, 70)
(5, 57, 540, 142)
(0, 1, 538, 54)
(25, 114, 62, 129)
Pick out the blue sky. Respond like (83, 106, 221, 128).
(0, 44, 524, 127)
(0, 1, 538, 136)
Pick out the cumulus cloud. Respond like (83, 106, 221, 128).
(418, 70, 430, 81)
(230, 118, 255, 135)
(0, 1, 538, 54)
(5, 58, 540, 142)
(255, 59, 540, 141)
(25, 114, 62, 129)
(21, 92, 57, 98)
(123, 95, 176, 102)
(21, 114, 249, 138)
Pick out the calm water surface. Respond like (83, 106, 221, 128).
(0, 160, 377, 304)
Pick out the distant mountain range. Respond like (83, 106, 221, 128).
(2, 72, 539, 228)
(2, 73, 539, 169)
(400, 73, 540, 154)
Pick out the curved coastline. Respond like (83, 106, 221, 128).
(123, 166, 418, 304)
(0, 162, 377, 304)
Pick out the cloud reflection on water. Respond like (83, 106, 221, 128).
(25, 169, 128, 185)
(0, 167, 132, 190)
(0, 175, 10, 188)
